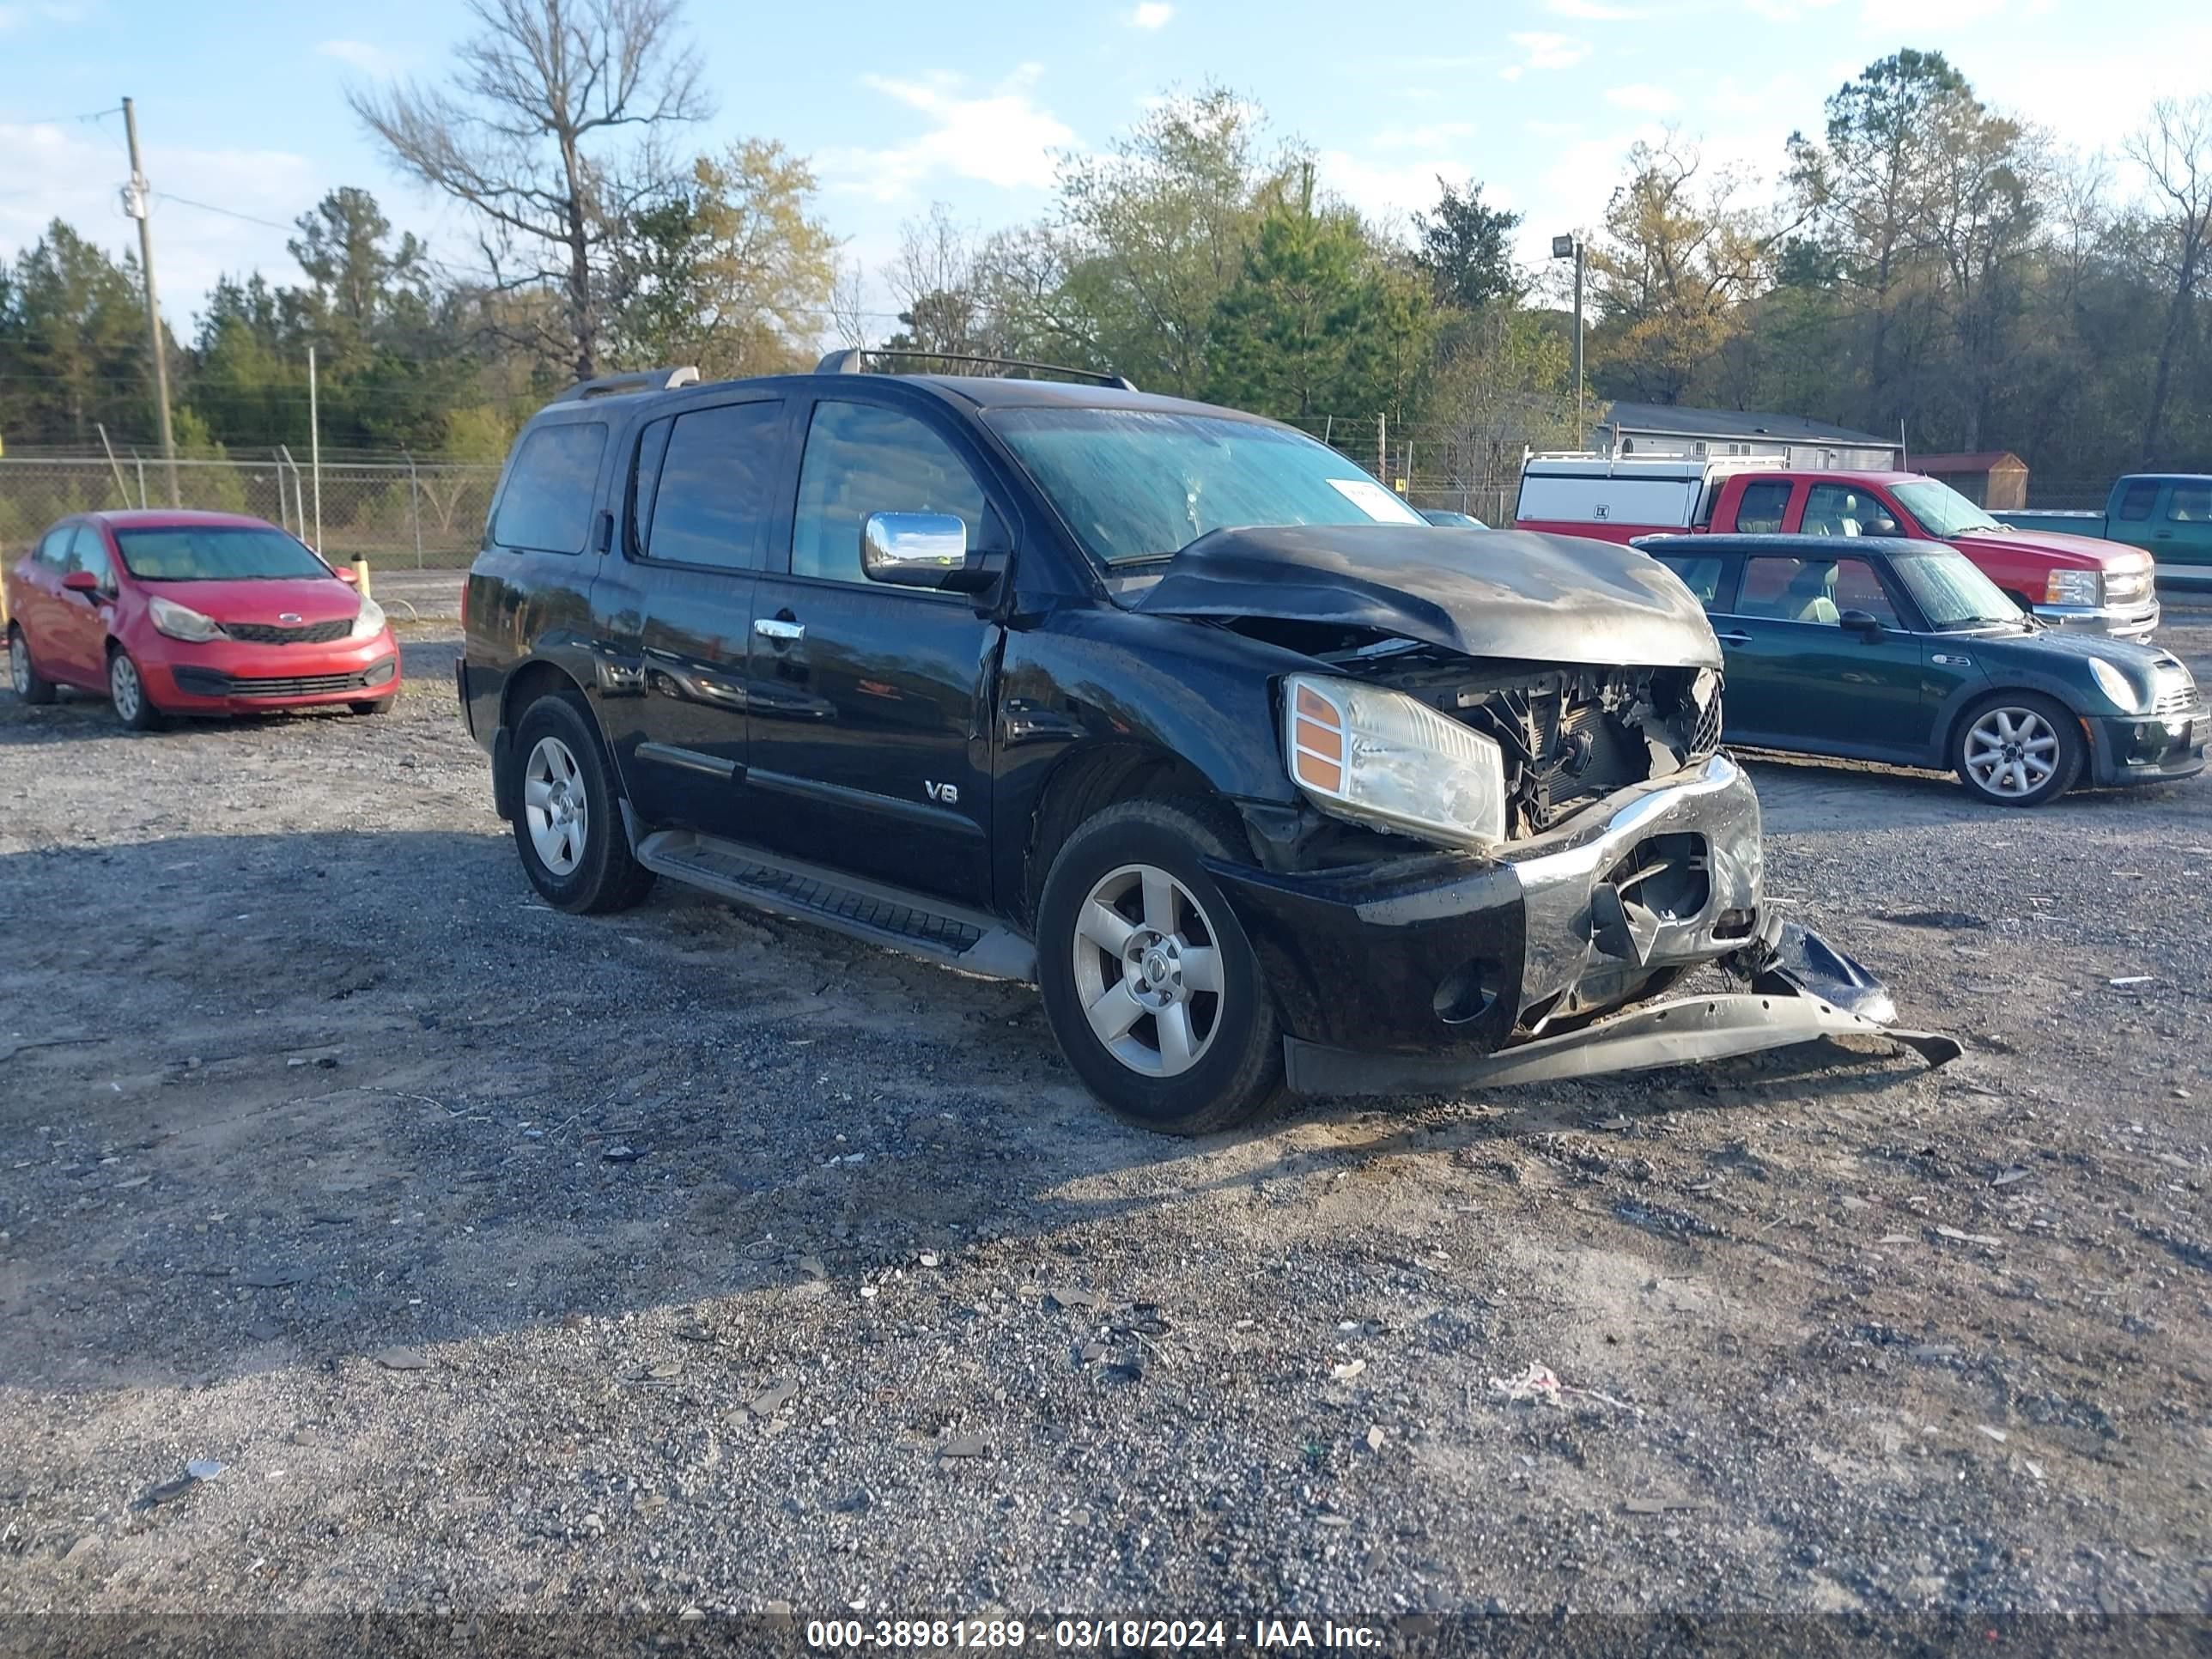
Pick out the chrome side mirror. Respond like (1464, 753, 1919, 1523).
(860, 512, 996, 592)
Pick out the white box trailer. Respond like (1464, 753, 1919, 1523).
(1514, 453, 1787, 541)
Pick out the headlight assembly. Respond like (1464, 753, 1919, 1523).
(2088, 657, 2148, 713)
(1283, 673, 1507, 850)
(2043, 569, 2101, 607)
(148, 596, 223, 642)
(349, 598, 388, 641)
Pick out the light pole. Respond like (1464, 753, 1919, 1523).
(1552, 233, 1584, 447)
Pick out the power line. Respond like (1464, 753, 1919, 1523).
(3, 104, 124, 126)
(153, 192, 296, 234)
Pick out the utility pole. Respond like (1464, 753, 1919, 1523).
(120, 97, 179, 507)
(1553, 234, 1586, 446)
(307, 345, 323, 554)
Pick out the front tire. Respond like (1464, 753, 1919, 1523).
(507, 692, 656, 914)
(107, 647, 163, 731)
(348, 698, 390, 717)
(1036, 799, 1284, 1135)
(1953, 692, 2082, 807)
(9, 626, 56, 705)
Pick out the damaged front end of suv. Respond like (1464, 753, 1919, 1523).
(1129, 524, 1960, 1094)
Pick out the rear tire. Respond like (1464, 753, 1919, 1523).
(507, 691, 656, 914)
(107, 647, 164, 732)
(1952, 691, 2081, 807)
(9, 625, 56, 705)
(1036, 798, 1284, 1135)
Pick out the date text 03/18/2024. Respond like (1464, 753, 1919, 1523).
(804, 1618, 1388, 1650)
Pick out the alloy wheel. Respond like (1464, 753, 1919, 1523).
(9, 635, 27, 696)
(1963, 705, 2059, 798)
(1069, 861, 1225, 1078)
(522, 735, 589, 876)
(109, 653, 142, 723)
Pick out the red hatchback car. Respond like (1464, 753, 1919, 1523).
(5, 510, 400, 728)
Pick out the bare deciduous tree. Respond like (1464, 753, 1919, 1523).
(349, 0, 710, 382)
(2126, 95, 2212, 463)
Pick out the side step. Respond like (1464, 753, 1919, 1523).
(631, 829, 1037, 982)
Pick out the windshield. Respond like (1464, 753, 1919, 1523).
(113, 526, 332, 582)
(988, 408, 1424, 565)
(1887, 546, 2021, 628)
(1892, 479, 2002, 538)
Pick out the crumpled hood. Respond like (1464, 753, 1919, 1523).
(1131, 524, 1722, 670)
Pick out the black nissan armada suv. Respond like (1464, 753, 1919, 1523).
(459, 353, 1952, 1133)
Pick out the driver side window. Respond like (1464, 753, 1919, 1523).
(790, 401, 988, 585)
(1801, 483, 1893, 538)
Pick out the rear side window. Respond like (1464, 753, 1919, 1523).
(2118, 481, 2160, 521)
(2167, 483, 2210, 523)
(1734, 480, 1792, 534)
(494, 422, 608, 554)
(641, 401, 786, 571)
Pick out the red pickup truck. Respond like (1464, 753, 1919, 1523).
(1514, 457, 2160, 640)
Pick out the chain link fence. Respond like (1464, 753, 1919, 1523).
(0, 455, 501, 568)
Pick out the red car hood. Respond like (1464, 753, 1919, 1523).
(1955, 526, 2151, 573)
(137, 576, 364, 627)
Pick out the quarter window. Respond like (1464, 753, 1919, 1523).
(1734, 480, 1792, 534)
(2167, 483, 2210, 523)
(641, 401, 786, 571)
(792, 402, 988, 585)
(493, 421, 609, 555)
(2117, 482, 2160, 521)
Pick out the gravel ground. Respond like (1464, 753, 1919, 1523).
(1, 600, 2209, 1626)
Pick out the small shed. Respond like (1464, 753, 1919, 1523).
(1913, 451, 2029, 510)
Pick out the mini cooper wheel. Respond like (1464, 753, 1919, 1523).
(9, 626, 55, 705)
(507, 692, 656, 913)
(1954, 693, 2081, 807)
(1037, 799, 1283, 1135)
(107, 647, 163, 731)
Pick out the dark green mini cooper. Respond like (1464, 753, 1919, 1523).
(1637, 534, 2206, 807)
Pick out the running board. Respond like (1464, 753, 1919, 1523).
(630, 829, 1036, 982)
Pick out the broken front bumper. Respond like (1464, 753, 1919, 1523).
(1212, 754, 1958, 1095)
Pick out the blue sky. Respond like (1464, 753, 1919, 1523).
(2, 0, 2205, 337)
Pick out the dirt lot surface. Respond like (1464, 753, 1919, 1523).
(2, 599, 2209, 1626)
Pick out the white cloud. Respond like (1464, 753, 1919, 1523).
(1317, 152, 1472, 229)
(1504, 33, 1592, 77)
(1370, 120, 1476, 151)
(1127, 2, 1173, 27)
(822, 64, 1075, 201)
(0, 118, 314, 325)
(1605, 83, 1680, 114)
(315, 39, 405, 75)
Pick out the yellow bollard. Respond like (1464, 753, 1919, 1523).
(351, 556, 373, 601)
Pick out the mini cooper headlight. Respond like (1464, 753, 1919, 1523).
(2088, 657, 2148, 714)
(1282, 673, 1508, 850)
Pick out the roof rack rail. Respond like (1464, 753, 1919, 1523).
(553, 365, 700, 403)
(814, 348, 1136, 392)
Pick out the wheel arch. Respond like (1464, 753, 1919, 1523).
(1942, 678, 2089, 760)
(497, 656, 615, 821)
(1019, 739, 1237, 927)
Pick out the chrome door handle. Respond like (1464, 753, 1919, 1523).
(753, 617, 805, 641)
